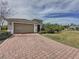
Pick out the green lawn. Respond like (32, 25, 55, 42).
(42, 31, 79, 48)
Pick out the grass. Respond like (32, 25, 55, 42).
(42, 31, 79, 48)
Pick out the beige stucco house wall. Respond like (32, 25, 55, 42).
(6, 18, 42, 34)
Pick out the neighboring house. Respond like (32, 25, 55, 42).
(6, 18, 42, 34)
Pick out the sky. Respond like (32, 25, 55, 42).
(5, 0, 79, 24)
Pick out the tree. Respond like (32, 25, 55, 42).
(0, 0, 13, 27)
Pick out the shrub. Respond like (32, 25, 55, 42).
(42, 23, 65, 33)
(42, 23, 79, 34)
(0, 32, 12, 40)
(39, 31, 47, 34)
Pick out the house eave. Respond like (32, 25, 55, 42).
(6, 18, 41, 25)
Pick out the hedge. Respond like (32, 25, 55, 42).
(0, 32, 12, 40)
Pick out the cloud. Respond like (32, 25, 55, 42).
(44, 17, 79, 25)
(4, 0, 79, 24)
(44, 13, 79, 18)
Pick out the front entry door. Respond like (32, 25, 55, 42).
(37, 25, 40, 32)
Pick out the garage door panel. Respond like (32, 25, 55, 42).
(14, 23, 34, 33)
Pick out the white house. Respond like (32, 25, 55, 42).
(6, 18, 42, 34)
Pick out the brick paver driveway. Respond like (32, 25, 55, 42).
(0, 34, 79, 59)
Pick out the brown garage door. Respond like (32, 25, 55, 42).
(14, 23, 34, 33)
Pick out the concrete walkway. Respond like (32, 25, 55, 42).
(0, 34, 79, 59)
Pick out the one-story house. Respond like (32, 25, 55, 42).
(6, 18, 42, 34)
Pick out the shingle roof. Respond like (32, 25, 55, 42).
(6, 18, 40, 24)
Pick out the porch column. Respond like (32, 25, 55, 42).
(8, 22, 14, 34)
(34, 24, 37, 33)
